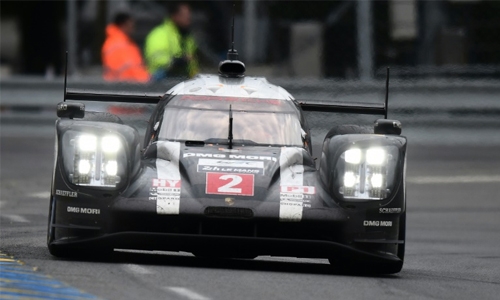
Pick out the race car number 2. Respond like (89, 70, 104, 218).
(206, 172, 254, 196)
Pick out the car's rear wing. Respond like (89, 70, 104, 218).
(298, 100, 386, 116)
(61, 49, 391, 119)
(299, 68, 391, 118)
(65, 88, 163, 104)
(64, 72, 390, 119)
(65, 89, 388, 118)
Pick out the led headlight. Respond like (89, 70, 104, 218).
(336, 146, 398, 200)
(105, 161, 118, 176)
(370, 173, 384, 188)
(63, 132, 126, 188)
(78, 159, 92, 174)
(344, 171, 357, 187)
(102, 136, 120, 153)
(78, 135, 97, 152)
(345, 148, 362, 164)
(366, 148, 386, 165)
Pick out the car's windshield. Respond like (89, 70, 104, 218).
(158, 95, 303, 146)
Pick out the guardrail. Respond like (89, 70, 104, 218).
(1, 76, 500, 128)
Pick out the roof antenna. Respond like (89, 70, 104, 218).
(384, 67, 390, 119)
(228, 105, 233, 149)
(228, 4, 238, 61)
(63, 51, 68, 102)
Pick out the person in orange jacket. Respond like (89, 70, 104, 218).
(102, 12, 150, 82)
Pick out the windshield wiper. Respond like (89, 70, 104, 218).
(228, 105, 233, 149)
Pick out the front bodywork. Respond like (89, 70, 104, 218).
(49, 75, 407, 271)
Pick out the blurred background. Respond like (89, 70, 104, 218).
(2, 0, 500, 80)
(1, 0, 500, 147)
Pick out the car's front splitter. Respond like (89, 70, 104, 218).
(50, 231, 402, 266)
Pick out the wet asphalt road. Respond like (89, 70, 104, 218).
(1, 125, 500, 300)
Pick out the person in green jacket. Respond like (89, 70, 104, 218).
(145, 2, 198, 80)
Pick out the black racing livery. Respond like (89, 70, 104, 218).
(48, 50, 407, 274)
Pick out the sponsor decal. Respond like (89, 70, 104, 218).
(157, 187, 180, 193)
(183, 153, 278, 162)
(157, 195, 180, 201)
(363, 220, 393, 227)
(152, 179, 181, 188)
(56, 189, 78, 198)
(67, 206, 100, 215)
(279, 200, 303, 222)
(278, 193, 313, 206)
(206, 172, 254, 196)
(279, 198, 311, 208)
(151, 178, 181, 213)
(379, 207, 402, 214)
(156, 141, 182, 215)
(197, 159, 264, 175)
(279, 148, 305, 222)
(280, 186, 316, 194)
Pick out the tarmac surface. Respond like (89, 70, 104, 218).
(1, 120, 500, 299)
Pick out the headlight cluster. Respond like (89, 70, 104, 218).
(70, 134, 124, 187)
(336, 146, 398, 200)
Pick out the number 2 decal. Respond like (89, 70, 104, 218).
(217, 175, 243, 193)
(206, 172, 254, 196)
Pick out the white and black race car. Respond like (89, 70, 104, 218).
(48, 47, 407, 274)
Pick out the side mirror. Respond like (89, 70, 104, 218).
(57, 102, 85, 119)
(374, 119, 402, 135)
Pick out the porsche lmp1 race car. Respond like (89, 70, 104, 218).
(48, 48, 407, 274)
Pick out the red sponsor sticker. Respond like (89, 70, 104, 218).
(206, 172, 254, 196)
(152, 179, 181, 188)
(280, 186, 316, 194)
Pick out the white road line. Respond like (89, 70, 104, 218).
(0, 200, 6, 209)
(29, 191, 51, 199)
(2, 214, 30, 223)
(165, 287, 211, 300)
(407, 175, 500, 184)
(122, 264, 154, 275)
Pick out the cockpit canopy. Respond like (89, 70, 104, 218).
(158, 95, 304, 147)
